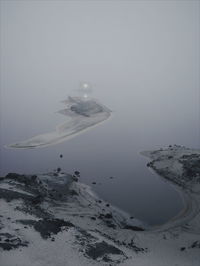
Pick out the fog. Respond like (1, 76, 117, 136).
(0, 0, 199, 224)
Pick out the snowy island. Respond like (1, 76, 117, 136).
(8, 96, 112, 149)
(0, 145, 200, 265)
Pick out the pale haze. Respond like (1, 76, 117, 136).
(0, 0, 199, 225)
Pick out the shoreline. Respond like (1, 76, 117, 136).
(1, 146, 200, 265)
(6, 113, 112, 150)
(140, 147, 200, 234)
(7, 97, 112, 149)
(140, 152, 189, 230)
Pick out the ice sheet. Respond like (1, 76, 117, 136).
(8, 97, 112, 149)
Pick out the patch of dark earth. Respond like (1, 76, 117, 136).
(85, 241, 127, 263)
(179, 154, 200, 182)
(95, 229, 147, 253)
(0, 233, 28, 251)
(74, 229, 128, 264)
(180, 241, 200, 251)
(17, 218, 74, 239)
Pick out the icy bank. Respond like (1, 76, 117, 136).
(8, 96, 112, 149)
(141, 145, 200, 234)
(1, 146, 200, 266)
(0, 171, 146, 265)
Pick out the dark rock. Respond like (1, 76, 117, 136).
(32, 195, 43, 205)
(31, 175, 37, 181)
(5, 173, 31, 185)
(92, 182, 96, 185)
(190, 241, 200, 249)
(59, 154, 63, 158)
(16, 219, 74, 239)
(180, 247, 186, 251)
(0, 233, 28, 251)
(106, 221, 116, 229)
(72, 176, 78, 182)
(98, 214, 105, 219)
(85, 241, 124, 260)
(123, 225, 144, 231)
(104, 213, 113, 219)
(127, 239, 147, 252)
(57, 168, 61, 173)
(74, 171, 80, 176)
(69, 190, 78, 196)
(0, 188, 34, 202)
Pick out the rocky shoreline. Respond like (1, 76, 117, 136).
(0, 170, 146, 265)
(1, 145, 200, 266)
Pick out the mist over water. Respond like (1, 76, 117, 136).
(0, 1, 199, 225)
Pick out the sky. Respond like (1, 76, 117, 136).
(0, 0, 200, 147)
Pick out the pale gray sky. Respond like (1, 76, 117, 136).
(0, 0, 199, 147)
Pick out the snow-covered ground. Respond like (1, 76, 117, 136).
(8, 96, 111, 149)
(0, 145, 200, 265)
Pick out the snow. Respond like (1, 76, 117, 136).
(8, 97, 111, 149)
(1, 145, 200, 265)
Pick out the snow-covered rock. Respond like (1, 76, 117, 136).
(1, 145, 200, 265)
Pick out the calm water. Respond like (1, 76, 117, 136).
(1, 95, 199, 225)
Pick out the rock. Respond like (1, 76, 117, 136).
(105, 221, 116, 229)
(0, 233, 28, 251)
(72, 175, 78, 182)
(98, 214, 105, 219)
(85, 241, 124, 261)
(104, 213, 113, 219)
(31, 175, 37, 181)
(5, 173, 31, 185)
(123, 225, 144, 231)
(74, 171, 80, 176)
(59, 154, 63, 158)
(17, 219, 74, 239)
(32, 195, 43, 205)
(190, 241, 200, 249)
(69, 190, 78, 196)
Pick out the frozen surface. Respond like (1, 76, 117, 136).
(8, 97, 111, 149)
(1, 146, 200, 265)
